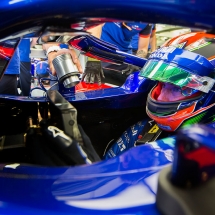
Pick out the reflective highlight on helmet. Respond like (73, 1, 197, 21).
(181, 87, 198, 96)
(181, 112, 207, 128)
(140, 60, 215, 93)
(144, 32, 215, 132)
(147, 102, 215, 131)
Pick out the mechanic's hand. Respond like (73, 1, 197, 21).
(121, 64, 141, 75)
(82, 58, 105, 85)
(43, 43, 83, 76)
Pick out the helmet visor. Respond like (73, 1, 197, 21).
(139, 59, 215, 93)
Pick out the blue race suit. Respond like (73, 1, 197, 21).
(36, 61, 50, 77)
(104, 118, 176, 160)
(131, 24, 156, 54)
(19, 38, 32, 96)
(19, 39, 31, 63)
(100, 22, 152, 86)
(101, 22, 152, 53)
(104, 119, 148, 159)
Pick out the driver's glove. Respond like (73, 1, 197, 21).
(121, 64, 141, 75)
(81, 57, 105, 85)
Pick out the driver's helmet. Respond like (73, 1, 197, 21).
(139, 32, 215, 132)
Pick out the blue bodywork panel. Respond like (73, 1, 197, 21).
(0, 73, 156, 110)
(0, 136, 175, 214)
(1, 0, 215, 39)
(0, 0, 215, 214)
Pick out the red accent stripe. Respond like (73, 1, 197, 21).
(208, 55, 215, 60)
(139, 34, 150, 38)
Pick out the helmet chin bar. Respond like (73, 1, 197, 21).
(147, 85, 204, 117)
(146, 83, 213, 132)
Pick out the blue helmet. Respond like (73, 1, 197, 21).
(139, 32, 215, 132)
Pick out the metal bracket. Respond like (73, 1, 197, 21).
(47, 90, 83, 146)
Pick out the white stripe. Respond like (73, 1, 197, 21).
(148, 60, 163, 78)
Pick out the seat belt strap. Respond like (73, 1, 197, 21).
(135, 120, 162, 146)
